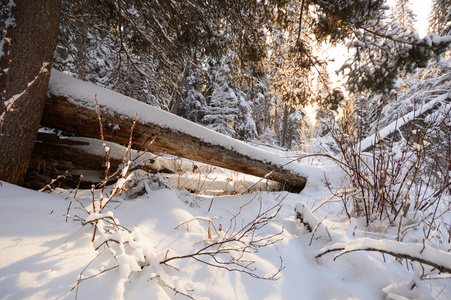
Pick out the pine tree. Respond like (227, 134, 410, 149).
(251, 76, 272, 137)
(203, 86, 238, 137)
(429, 0, 451, 35)
(201, 56, 258, 140)
(52, 0, 451, 149)
(177, 60, 209, 124)
(268, 0, 332, 108)
(393, 0, 417, 31)
(54, 0, 288, 109)
(235, 92, 258, 141)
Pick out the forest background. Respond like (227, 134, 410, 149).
(1, 1, 451, 299)
(46, 0, 450, 153)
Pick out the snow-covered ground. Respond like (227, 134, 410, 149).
(1, 152, 450, 300)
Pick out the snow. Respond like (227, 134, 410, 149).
(0, 62, 49, 126)
(428, 33, 451, 45)
(1, 151, 450, 299)
(48, 70, 316, 180)
(2, 61, 451, 299)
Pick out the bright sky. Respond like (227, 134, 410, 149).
(327, 0, 433, 86)
(307, 0, 433, 125)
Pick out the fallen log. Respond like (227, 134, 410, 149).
(41, 70, 308, 192)
(32, 132, 176, 173)
(25, 132, 185, 189)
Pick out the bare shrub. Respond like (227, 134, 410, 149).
(300, 97, 451, 246)
(162, 194, 285, 280)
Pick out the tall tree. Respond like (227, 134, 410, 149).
(0, 0, 62, 185)
(429, 0, 451, 35)
(51, 0, 451, 150)
(200, 56, 257, 140)
(393, 0, 417, 31)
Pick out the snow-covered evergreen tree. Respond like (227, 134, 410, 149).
(393, 0, 417, 31)
(178, 61, 209, 124)
(54, 0, 172, 108)
(287, 109, 306, 150)
(202, 63, 239, 138)
(201, 57, 257, 140)
(251, 76, 272, 137)
(429, 0, 451, 35)
(235, 92, 258, 141)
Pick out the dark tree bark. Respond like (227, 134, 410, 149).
(0, 0, 62, 184)
(169, 65, 189, 114)
(280, 104, 288, 147)
(281, 104, 293, 149)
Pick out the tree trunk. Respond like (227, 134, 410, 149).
(169, 64, 190, 114)
(0, 0, 62, 185)
(286, 106, 296, 150)
(281, 104, 289, 148)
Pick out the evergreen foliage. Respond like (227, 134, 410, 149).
(52, 0, 451, 147)
(393, 0, 417, 31)
(429, 0, 451, 35)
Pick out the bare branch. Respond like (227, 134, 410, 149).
(161, 196, 285, 280)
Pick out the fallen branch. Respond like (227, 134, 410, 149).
(316, 238, 451, 274)
(149, 275, 195, 300)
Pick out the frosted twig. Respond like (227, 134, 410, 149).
(175, 217, 220, 237)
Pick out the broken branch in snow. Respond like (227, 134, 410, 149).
(360, 92, 451, 152)
(149, 275, 195, 300)
(71, 252, 103, 298)
(294, 202, 331, 245)
(316, 238, 451, 274)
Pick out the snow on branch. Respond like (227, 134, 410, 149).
(294, 202, 331, 245)
(316, 238, 451, 274)
(360, 91, 451, 151)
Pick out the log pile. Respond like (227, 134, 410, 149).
(30, 71, 307, 192)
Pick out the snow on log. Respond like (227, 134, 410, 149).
(42, 70, 308, 192)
